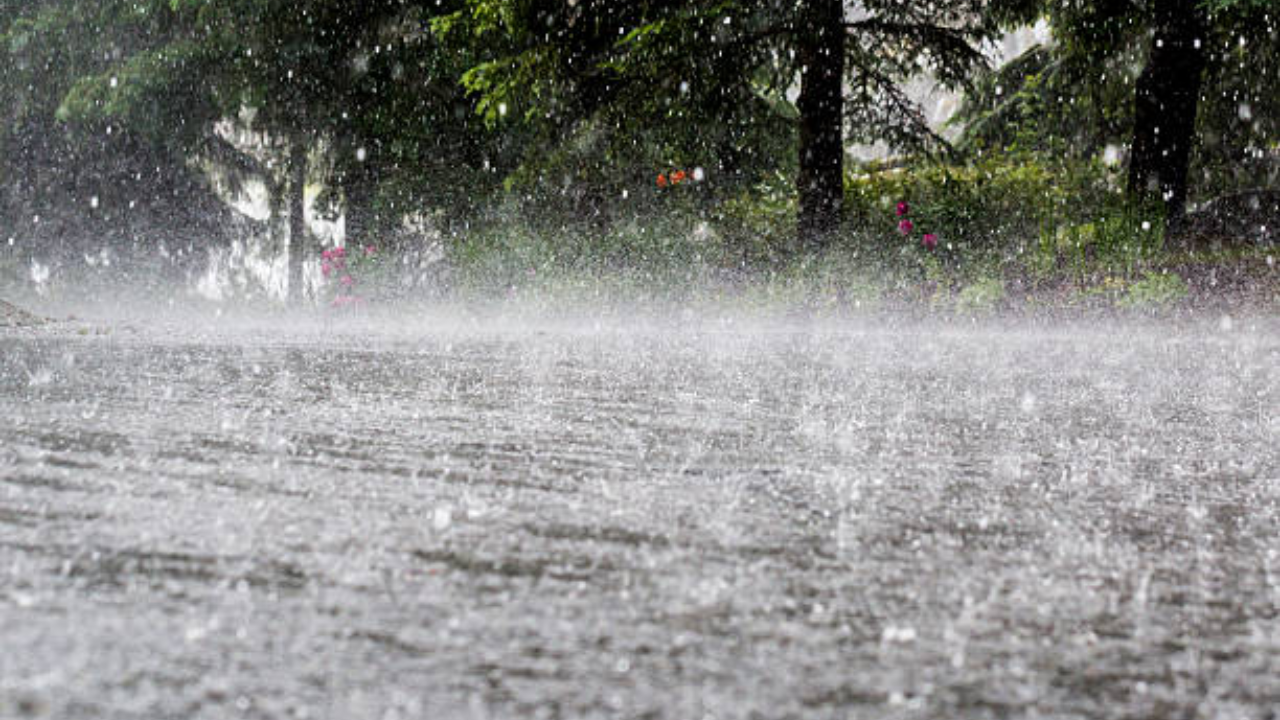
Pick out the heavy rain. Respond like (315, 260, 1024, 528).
(2, 1, 1278, 719)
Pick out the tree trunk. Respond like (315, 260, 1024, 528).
(341, 164, 374, 253)
(287, 139, 307, 304)
(1127, 0, 1207, 238)
(795, 0, 846, 251)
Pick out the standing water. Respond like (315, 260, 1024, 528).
(1, 311, 1277, 718)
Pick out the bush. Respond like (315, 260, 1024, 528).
(1121, 270, 1189, 308)
(711, 171, 798, 267)
(955, 276, 1007, 313)
(843, 154, 1125, 262)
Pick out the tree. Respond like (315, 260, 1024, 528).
(955, 0, 1279, 237)
(1127, 0, 1207, 231)
(1, 0, 236, 275)
(42, 0, 501, 301)
(795, 0, 845, 248)
(449, 0, 1020, 249)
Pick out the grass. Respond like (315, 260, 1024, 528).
(5, 155, 1276, 318)
(431, 213, 1276, 318)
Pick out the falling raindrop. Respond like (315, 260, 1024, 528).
(432, 505, 453, 531)
(1019, 391, 1037, 414)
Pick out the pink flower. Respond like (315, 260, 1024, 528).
(339, 274, 354, 287)
(333, 246, 347, 258)
(922, 233, 938, 250)
(321, 249, 333, 261)
(364, 245, 376, 256)
(321, 261, 333, 277)
(896, 201, 909, 217)
(898, 219, 914, 235)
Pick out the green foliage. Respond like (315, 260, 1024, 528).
(710, 171, 797, 266)
(1, 0, 1272, 311)
(445, 210, 724, 299)
(952, 44, 1134, 159)
(955, 276, 1006, 313)
(1043, 208, 1165, 282)
(1121, 270, 1190, 308)
(958, 1, 1280, 203)
(845, 154, 1121, 261)
(444, 0, 798, 213)
(0, 0, 241, 263)
(2, 0, 509, 266)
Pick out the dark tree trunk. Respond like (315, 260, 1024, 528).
(341, 164, 375, 253)
(287, 139, 307, 304)
(795, 0, 845, 251)
(1128, 0, 1207, 237)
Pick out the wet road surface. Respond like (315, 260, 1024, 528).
(1, 315, 1278, 718)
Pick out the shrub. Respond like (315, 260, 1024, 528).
(955, 276, 1007, 313)
(1121, 270, 1189, 308)
(844, 154, 1124, 263)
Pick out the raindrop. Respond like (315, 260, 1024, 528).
(1238, 103, 1252, 122)
(109, 76, 118, 88)
(432, 505, 453, 531)
(498, 102, 508, 117)
(692, 167, 705, 182)
(1019, 392, 1037, 414)
(881, 625, 917, 643)
(90, 196, 99, 209)
(356, 147, 367, 162)
(27, 367, 54, 387)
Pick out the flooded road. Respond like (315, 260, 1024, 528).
(2, 314, 1278, 719)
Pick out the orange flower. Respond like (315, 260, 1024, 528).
(656, 173, 668, 188)
(672, 169, 687, 184)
